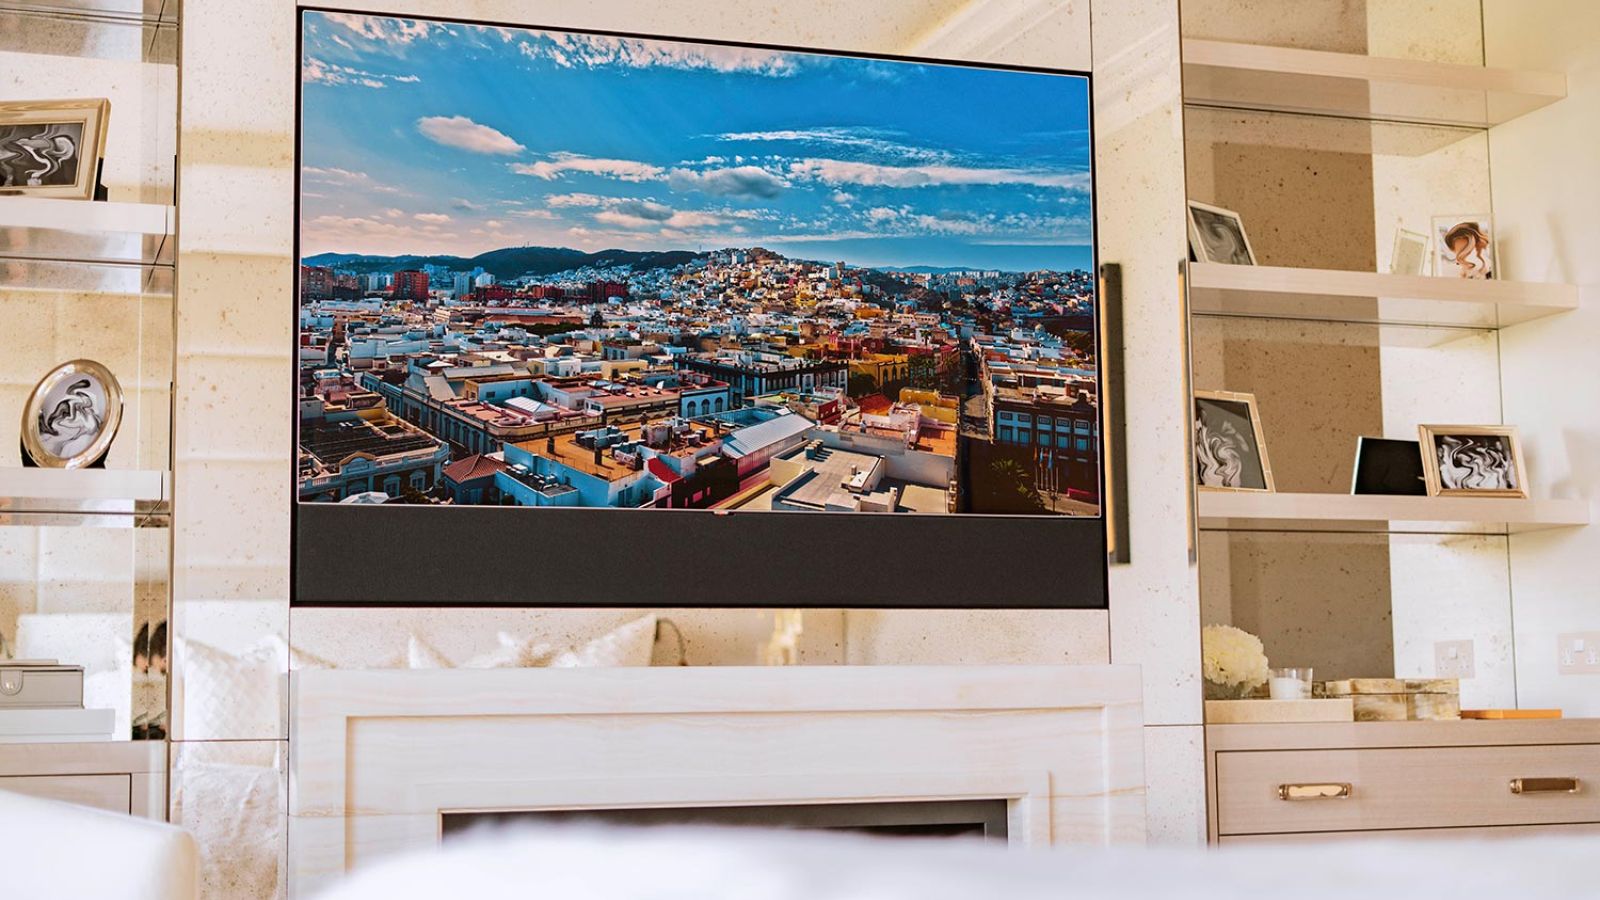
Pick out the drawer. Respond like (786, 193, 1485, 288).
(0, 774, 131, 814)
(1220, 823, 1600, 845)
(1216, 744, 1600, 835)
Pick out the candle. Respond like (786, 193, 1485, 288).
(1269, 667, 1313, 700)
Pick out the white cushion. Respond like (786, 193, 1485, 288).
(406, 634, 453, 669)
(551, 613, 656, 667)
(317, 824, 1600, 900)
(419, 615, 658, 669)
(175, 637, 281, 740)
(0, 789, 196, 900)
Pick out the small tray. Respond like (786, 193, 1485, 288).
(1205, 699, 1354, 724)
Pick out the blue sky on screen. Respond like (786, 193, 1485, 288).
(299, 12, 1094, 271)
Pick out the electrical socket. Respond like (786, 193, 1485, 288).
(1435, 640, 1475, 679)
(1557, 633, 1600, 675)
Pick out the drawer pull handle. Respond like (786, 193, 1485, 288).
(1277, 782, 1352, 801)
(1510, 777, 1580, 795)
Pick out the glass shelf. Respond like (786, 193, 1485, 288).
(0, 257, 171, 296)
(1182, 39, 1565, 129)
(0, 198, 174, 269)
(1183, 105, 1488, 157)
(0, 469, 169, 527)
(0, 0, 178, 26)
(0, 2, 177, 64)
(1188, 262, 1578, 332)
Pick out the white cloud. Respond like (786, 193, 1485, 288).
(717, 127, 946, 163)
(830, 191, 856, 205)
(510, 209, 557, 219)
(865, 206, 900, 223)
(415, 213, 451, 224)
(511, 153, 664, 182)
(302, 166, 402, 194)
(594, 200, 730, 231)
(416, 116, 525, 156)
(666, 165, 787, 199)
(544, 192, 611, 208)
(302, 57, 420, 89)
(518, 32, 798, 76)
(321, 13, 435, 45)
(790, 158, 1090, 190)
(382, 208, 404, 218)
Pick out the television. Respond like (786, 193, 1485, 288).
(293, 8, 1107, 608)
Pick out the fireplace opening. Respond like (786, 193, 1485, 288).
(442, 799, 1009, 843)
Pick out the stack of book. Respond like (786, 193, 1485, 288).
(0, 660, 114, 742)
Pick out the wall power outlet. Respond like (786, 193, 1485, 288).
(1435, 640, 1475, 679)
(1558, 633, 1600, 675)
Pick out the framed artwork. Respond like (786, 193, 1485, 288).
(0, 99, 110, 201)
(1194, 390, 1273, 492)
(1431, 215, 1494, 279)
(1390, 228, 1428, 276)
(22, 359, 123, 468)
(1351, 436, 1426, 496)
(1186, 200, 1256, 266)
(1417, 425, 1526, 498)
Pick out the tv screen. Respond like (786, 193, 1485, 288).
(293, 9, 1107, 608)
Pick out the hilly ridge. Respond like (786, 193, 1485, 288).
(302, 246, 706, 281)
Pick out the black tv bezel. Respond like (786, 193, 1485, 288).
(291, 6, 1109, 609)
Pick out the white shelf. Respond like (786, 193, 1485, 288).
(0, 707, 115, 743)
(1182, 39, 1566, 127)
(0, 469, 169, 527)
(1188, 263, 1578, 330)
(0, 197, 174, 268)
(1199, 491, 1589, 536)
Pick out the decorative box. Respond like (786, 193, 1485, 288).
(0, 662, 85, 709)
(1318, 678, 1459, 721)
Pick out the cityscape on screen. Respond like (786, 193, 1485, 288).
(297, 12, 1099, 516)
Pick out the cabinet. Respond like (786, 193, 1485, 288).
(1207, 720, 1600, 843)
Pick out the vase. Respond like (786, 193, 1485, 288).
(1204, 679, 1255, 701)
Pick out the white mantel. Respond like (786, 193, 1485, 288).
(287, 664, 1146, 897)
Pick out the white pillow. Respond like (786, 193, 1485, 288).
(551, 614, 657, 668)
(414, 614, 659, 669)
(407, 634, 453, 670)
(461, 632, 554, 669)
(176, 636, 282, 740)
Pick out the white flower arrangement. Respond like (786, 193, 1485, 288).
(1201, 624, 1269, 697)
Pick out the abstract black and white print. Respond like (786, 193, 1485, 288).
(1190, 206, 1253, 265)
(0, 122, 83, 188)
(35, 372, 108, 460)
(1434, 434, 1517, 491)
(1194, 397, 1267, 490)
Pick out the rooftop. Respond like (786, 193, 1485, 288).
(443, 453, 506, 484)
(300, 415, 441, 467)
(721, 413, 816, 458)
(513, 426, 655, 483)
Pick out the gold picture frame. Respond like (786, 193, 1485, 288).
(1194, 390, 1274, 493)
(1417, 424, 1527, 498)
(0, 98, 111, 201)
(22, 359, 123, 468)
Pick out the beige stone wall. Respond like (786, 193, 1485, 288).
(170, 1, 1206, 894)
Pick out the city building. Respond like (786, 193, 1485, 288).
(391, 269, 430, 302)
